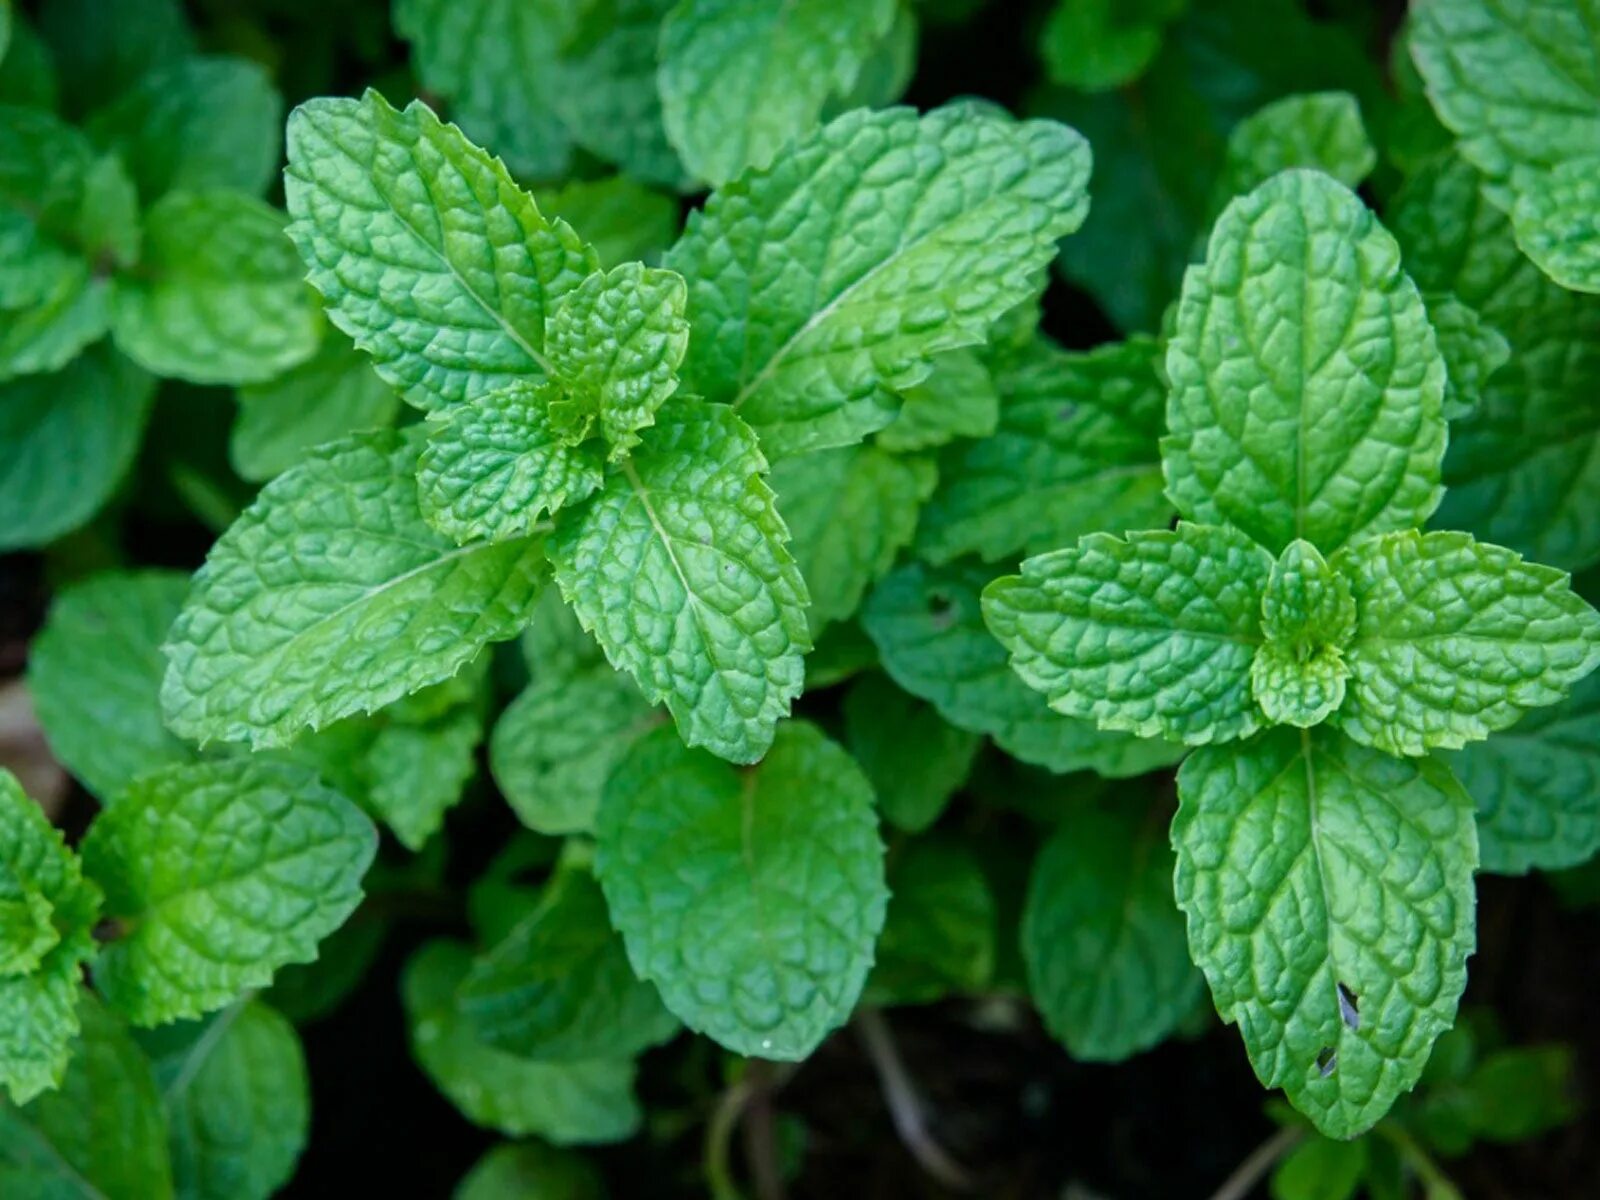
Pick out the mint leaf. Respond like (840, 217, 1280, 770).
(1165, 170, 1447, 554)
(544, 262, 689, 454)
(865, 839, 996, 1007)
(231, 331, 401, 482)
(769, 443, 936, 634)
(0, 345, 154, 551)
(141, 1000, 308, 1200)
(0, 992, 173, 1199)
(1511, 156, 1600, 295)
(82, 758, 377, 1025)
(1333, 530, 1600, 755)
(0, 772, 102, 1104)
(667, 104, 1092, 456)
(1272, 1136, 1367, 1200)
(490, 664, 659, 836)
(1424, 291, 1509, 421)
(1174, 727, 1477, 1139)
(983, 524, 1273, 745)
(110, 189, 321, 386)
(0, 14, 55, 111)
(530, 176, 680, 269)
(460, 861, 678, 1062)
(916, 335, 1170, 566)
(1023, 797, 1202, 1061)
(1215, 91, 1376, 206)
(162, 429, 549, 750)
(1040, 0, 1178, 92)
(417, 383, 606, 543)
(38, 0, 192, 118)
(84, 56, 282, 202)
(456, 1142, 604, 1200)
(284, 90, 597, 412)
(403, 940, 641, 1144)
(1251, 540, 1358, 729)
(27, 569, 195, 800)
(658, 0, 897, 186)
(595, 722, 887, 1059)
(842, 673, 981, 834)
(877, 347, 1000, 454)
(549, 400, 809, 764)
(863, 561, 1184, 777)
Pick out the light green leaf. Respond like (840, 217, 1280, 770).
(549, 400, 809, 764)
(141, 1001, 308, 1200)
(456, 1142, 604, 1200)
(864, 839, 996, 1007)
(862, 562, 1184, 777)
(658, 0, 898, 186)
(84, 56, 282, 202)
(842, 673, 980, 834)
(404, 940, 641, 1144)
(1251, 540, 1357, 729)
(460, 863, 678, 1062)
(231, 332, 402, 482)
(162, 428, 549, 750)
(1174, 727, 1477, 1139)
(1165, 169, 1447, 555)
(667, 104, 1092, 456)
(1215, 91, 1376, 207)
(1511, 156, 1600, 295)
(768, 443, 936, 634)
(1449, 670, 1600, 874)
(1040, 0, 1180, 92)
(1424, 291, 1509, 421)
(283, 89, 596, 411)
(877, 347, 1000, 454)
(418, 383, 606, 544)
(916, 335, 1170, 566)
(38, 0, 193, 118)
(111, 189, 321, 386)
(27, 569, 195, 800)
(490, 665, 660, 837)
(530, 176, 680, 269)
(1333, 530, 1600, 756)
(0, 883, 54, 980)
(0, 992, 173, 1199)
(82, 758, 377, 1026)
(1023, 797, 1202, 1061)
(983, 524, 1273, 745)
(0, 346, 154, 551)
(0, 772, 102, 1104)
(544, 262, 689, 454)
(595, 722, 887, 1059)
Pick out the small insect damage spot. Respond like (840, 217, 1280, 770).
(1315, 1046, 1337, 1078)
(926, 590, 957, 630)
(1336, 981, 1360, 1032)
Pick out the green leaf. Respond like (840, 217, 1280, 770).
(231, 332, 402, 482)
(141, 1001, 308, 1200)
(864, 838, 996, 1007)
(595, 722, 887, 1059)
(1333, 530, 1600, 756)
(418, 383, 606, 543)
(549, 400, 809, 764)
(1271, 1135, 1367, 1200)
(1511, 156, 1600, 295)
(84, 56, 282, 202)
(283, 89, 597, 412)
(1251, 540, 1357, 729)
(1449, 1044, 1577, 1144)
(842, 673, 980, 834)
(460, 862, 678, 1062)
(916, 335, 1170, 566)
(1449, 670, 1600, 874)
(1215, 91, 1376, 207)
(162, 428, 549, 750)
(0, 14, 57, 111)
(403, 940, 641, 1144)
(1039, 0, 1180, 92)
(877, 347, 1000, 454)
(1022, 796, 1202, 1061)
(658, 0, 898, 186)
(490, 665, 660, 837)
(26, 569, 196, 800)
(543, 262, 689, 454)
(667, 104, 1092, 456)
(0, 772, 102, 1104)
(0, 346, 155, 551)
(456, 1142, 604, 1200)
(1173, 727, 1478, 1138)
(984, 524, 1272, 745)
(0, 992, 173, 1199)
(1424, 291, 1509, 421)
(862, 561, 1184, 777)
(264, 915, 386, 1027)
(38, 0, 193, 118)
(111, 190, 321, 386)
(530, 176, 680, 269)
(768, 443, 936, 634)
(82, 758, 377, 1026)
(1164, 170, 1447, 555)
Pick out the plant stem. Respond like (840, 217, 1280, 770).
(854, 1007, 976, 1191)
(1207, 1125, 1304, 1200)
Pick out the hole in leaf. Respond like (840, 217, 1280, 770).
(1055, 404, 1077, 422)
(1315, 1046, 1337, 1077)
(926, 590, 957, 630)
(1336, 981, 1360, 1031)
